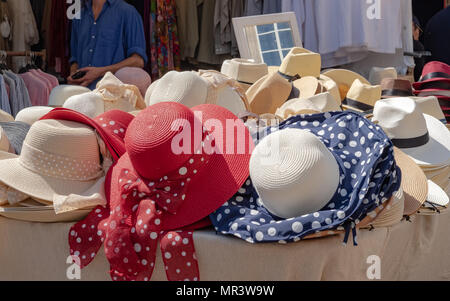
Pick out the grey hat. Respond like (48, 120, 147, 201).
(0, 122, 31, 155)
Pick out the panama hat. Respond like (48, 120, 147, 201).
(342, 79, 382, 112)
(0, 109, 14, 122)
(15, 106, 54, 125)
(413, 61, 450, 92)
(41, 108, 134, 162)
(146, 70, 250, 116)
(373, 98, 450, 166)
(0, 119, 104, 203)
(221, 59, 268, 92)
(322, 69, 371, 101)
(369, 67, 398, 85)
(246, 71, 292, 115)
(211, 111, 400, 245)
(48, 85, 91, 107)
(411, 96, 446, 123)
(0, 126, 12, 153)
(278, 47, 321, 79)
(115, 67, 151, 98)
(0, 121, 30, 155)
(68, 102, 254, 281)
(275, 92, 342, 120)
(381, 78, 414, 98)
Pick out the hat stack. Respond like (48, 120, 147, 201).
(374, 98, 450, 214)
(413, 61, 450, 123)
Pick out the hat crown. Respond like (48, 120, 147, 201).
(250, 129, 339, 219)
(221, 59, 268, 84)
(380, 78, 412, 91)
(347, 79, 382, 104)
(149, 71, 208, 108)
(373, 98, 428, 140)
(421, 61, 450, 78)
(279, 47, 321, 78)
(126, 102, 200, 180)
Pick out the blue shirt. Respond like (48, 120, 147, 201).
(70, 0, 148, 89)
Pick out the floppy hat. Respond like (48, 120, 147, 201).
(275, 92, 342, 120)
(48, 85, 91, 107)
(369, 67, 398, 85)
(147, 70, 250, 116)
(0, 126, 12, 153)
(115, 67, 152, 98)
(40, 108, 134, 162)
(342, 79, 382, 112)
(68, 102, 254, 281)
(246, 71, 292, 115)
(15, 106, 54, 125)
(413, 61, 450, 91)
(211, 111, 401, 245)
(278, 47, 321, 79)
(0, 119, 104, 202)
(0, 121, 30, 155)
(322, 69, 371, 101)
(373, 98, 450, 166)
(221, 59, 268, 92)
(0, 109, 14, 122)
(381, 78, 414, 98)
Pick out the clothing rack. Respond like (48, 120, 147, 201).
(3, 50, 47, 69)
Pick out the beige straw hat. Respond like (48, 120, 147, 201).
(221, 58, 269, 92)
(279, 47, 321, 78)
(369, 67, 398, 85)
(0, 109, 14, 122)
(0, 126, 12, 153)
(0, 119, 104, 202)
(342, 79, 382, 112)
(15, 106, 54, 125)
(362, 188, 405, 228)
(322, 69, 371, 101)
(48, 85, 92, 108)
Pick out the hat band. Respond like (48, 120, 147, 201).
(391, 132, 430, 149)
(343, 98, 373, 112)
(237, 79, 254, 86)
(417, 81, 450, 91)
(278, 71, 301, 82)
(381, 89, 413, 97)
(420, 72, 450, 82)
(19, 142, 103, 181)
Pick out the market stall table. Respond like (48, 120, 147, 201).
(0, 213, 449, 281)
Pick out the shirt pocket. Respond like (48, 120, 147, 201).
(98, 27, 120, 48)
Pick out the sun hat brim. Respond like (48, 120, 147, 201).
(0, 205, 91, 223)
(399, 114, 450, 166)
(0, 152, 100, 203)
(427, 180, 449, 207)
(393, 148, 428, 216)
(110, 104, 253, 231)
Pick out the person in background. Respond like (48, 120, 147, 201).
(412, 16, 425, 82)
(424, 6, 450, 65)
(67, 0, 147, 89)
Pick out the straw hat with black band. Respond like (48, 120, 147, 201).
(342, 79, 382, 112)
(221, 59, 269, 92)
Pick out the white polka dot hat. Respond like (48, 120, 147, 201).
(211, 111, 401, 245)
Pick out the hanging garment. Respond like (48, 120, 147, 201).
(20, 71, 48, 107)
(214, 0, 245, 57)
(175, 0, 199, 60)
(245, 0, 263, 16)
(263, 0, 281, 14)
(0, 0, 12, 51)
(41, 0, 52, 51)
(48, 0, 70, 77)
(4, 71, 32, 117)
(0, 74, 11, 114)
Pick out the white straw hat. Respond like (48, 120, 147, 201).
(15, 106, 54, 125)
(48, 85, 91, 107)
(221, 59, 268, 91)
(63, 92, 105, 118)
(250, 128, 339, 219)
(0, 119, 103, 202)
(412, 96, 446, 123)
(373, 98, 450, 166)
(369, 67, 398, 85)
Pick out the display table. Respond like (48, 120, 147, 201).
(1, 212, 449, 281)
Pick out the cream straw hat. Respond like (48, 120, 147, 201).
(221, 59, 268, 92)
(48, 85, 91, 108)
(342, 79, 382, 112)
(322, 69, 371, 101)
(15, 106, 54, 125)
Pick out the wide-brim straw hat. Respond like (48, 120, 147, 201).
(0, 119, 103, 202)
(322, 69, 371, 101)
(48, 85, 91, 107)
(221, 59, 268, 92)
(0, 109, 14, 122)
(15, 106, 54, 125)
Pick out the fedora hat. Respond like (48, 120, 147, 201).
(342, 79, 382, 112)
(211, 111, 401, 245)
(413, 61, 450, 92)
(115, 67, 151, 98)
(0, 119, 104, 203)
(0, 126, 13, 153)
(278, 47, 321, 79)
(369, 67, 398, 85)
(41, 108, 134, 162)
(15, 106, 54, 125)
(322, 69, 371, 101)
(147, 70, 250, 116)
(373, 98, 450, 166)
(381, 78, 414, 98)
(0, 121, 30, 155)
(275, 92, 342, 120)
(69, 102, 254, 281)
(221, 59, 268, 92)
(0, 109, 14, 122)
(48, 85, 91, 107)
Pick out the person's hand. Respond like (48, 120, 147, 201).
(75, 66, 107, 87)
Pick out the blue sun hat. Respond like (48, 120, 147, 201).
(210, 111, 401, 245)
